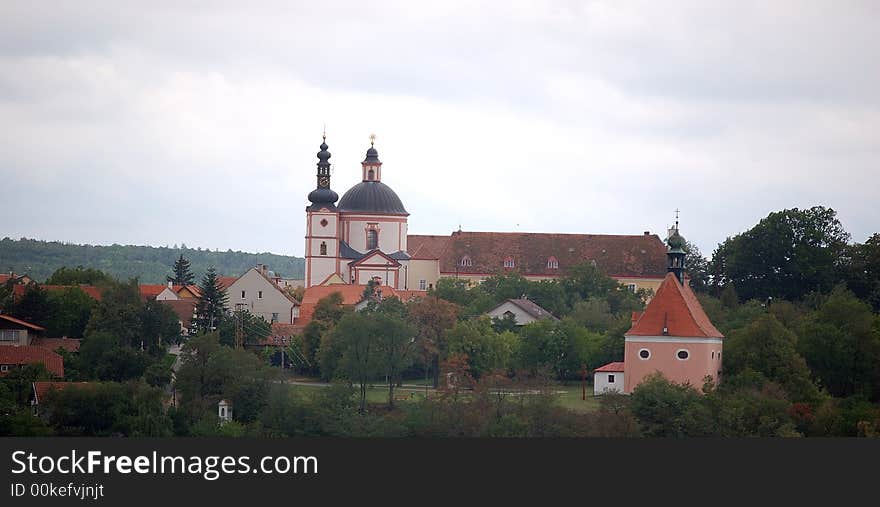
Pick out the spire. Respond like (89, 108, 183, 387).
(362, 133, 382, 181)
(308, 133, 338, 209)
(666, 211, 686, 284)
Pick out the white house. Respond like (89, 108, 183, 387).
(218, 399, 233, 423)
(485, 298, 559, 326)
(593, 362, 625, 395)
(224, 265, 300, 324)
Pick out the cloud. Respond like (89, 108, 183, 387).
(1, 1, 878, 263)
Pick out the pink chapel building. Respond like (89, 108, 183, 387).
(594, 224, 724, 395)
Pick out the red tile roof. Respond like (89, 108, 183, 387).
(32, 381, 92, 404)
(298, 284, 398, 325)
(0, 314, 46, 332)
(31, 337, 81, 352)
(158, 299, 197, 328)
(0, 346, 63, 377)
(138, 284, 169, 298)
(217, 277, 238, 291)
(408, 231, 667, 278)
(627, 273, 723, 338)
(13, 284, 103, 301)
(179, 285, 202, 298)
(594, 362, 625, 373)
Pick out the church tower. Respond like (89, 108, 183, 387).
(304, 135, 341, 287)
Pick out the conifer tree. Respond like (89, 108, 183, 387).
(194, 267, 228, 333)
(167, 254, 195, 285)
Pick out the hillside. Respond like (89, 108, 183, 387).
(0, 237, 304, 283)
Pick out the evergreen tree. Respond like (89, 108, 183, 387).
(167, 254, 195, 285)
(194, 267, 228, 333)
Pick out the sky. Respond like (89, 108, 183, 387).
(2, 1, 878, 258)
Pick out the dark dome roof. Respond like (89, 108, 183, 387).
(308, 187, 339, 206)
(338, 181, 408, 215)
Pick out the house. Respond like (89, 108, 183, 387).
(150, 282, 202, 301)
(0, 346, 64, 377)
(302, 135, 668, 295)
(218, 399, 233, 423)
(593, 362, 625, 395)
(594, 224, 724, 394)
(0, 272, 33, 285)
(298, 282, 401, 326)
(0, 313, 46, 346)
(485, 298, 559, 326)
(12, 284, 103, 302)
(31, 337, 81, 353)
(158, 299, 198, 337)
(224, 265, 300, 324)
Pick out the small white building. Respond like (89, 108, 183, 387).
(593, 362, 625, 395)
(218, 399, 233, 423)
(485, 298, 559, 326)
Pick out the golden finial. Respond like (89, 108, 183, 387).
(369, 133, 376, 146)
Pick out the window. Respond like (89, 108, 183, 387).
(626, 283, 637, 293)
(258, 291, 263, 299)
(271, 313, 279, 324)
(459, 255, 473, 267)
(711, 351, 715, 359)
(638, 348, 651, 360)
(0, 330, 19, 342)
(220, 407, 225, 417)
(676, 349, 690, 360)
(503, 310, 515, 319)
(367, 169, 375, 180)
(320, 241, 327, 255)
(419, 279, 426, 290)
(608, 374, 615, 383)
(503, 256, 515, 268)
(0, 365, 8, 372)
(547, 257, 559, 269)
(241, 290, 246, 299)
(366, 230, 378, 250)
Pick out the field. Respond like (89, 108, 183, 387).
(284, 380, 603, 413)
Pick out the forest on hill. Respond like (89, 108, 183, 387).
(0, 237, 304, 283)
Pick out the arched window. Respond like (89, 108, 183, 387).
(320, 241, 327, 256)
(460, 255, 473, 267)
(547, 256, 559, 269)
(503, 256, 515, 269)
(367, 169, 375, 181)
(366, 230, 378, 250)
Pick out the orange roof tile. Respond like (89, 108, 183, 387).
(298, 284, 399, 325)
(0, 346, 63, 377)
(407, 235, 452, 260)
(32, 381, 92, 404)
(627, 273, 723, 338)
(31, 337, 81, 352)
(13, 284, 103, 301)
(217, 277, 238, 290)
(594, 362, 625, 373)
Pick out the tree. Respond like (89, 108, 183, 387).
(842, 233, 880, 310)
(710, 206, 849, 301)
(682, 239, 710, 293)
(45, 287, 95, 338)
(369, 302, 416, 407)
(407, 295, 459, 387)
(446, 317, 519, 378)
(167, 254, 195, 286)
(9, 284, 51, 327)
(333, 312, 380, 412)
(629, 373, 704, 437)
(798, 287, 880, 399)
(218, 309, 270, 348)
(46, 266, 111, 286)
(194, 267, 228, 333)
(723, 313, 821, 403)
(517, 318, 602, 380)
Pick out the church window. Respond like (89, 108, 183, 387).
(547, 257, 559, 269)
(460, 256, 473, 267)
(320, 218, 328, 227)
(503, 256, 515, 268)
(320, 242, 327, 255)
(366, 230, 378, 250)
(638, 349, 651, 360)
(368, 169, 375, 181)
(676, 349, 690, 360)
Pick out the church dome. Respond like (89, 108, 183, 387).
(338, 181, 408, 215)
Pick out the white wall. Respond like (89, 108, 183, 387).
(485, 301, 538, 325)
(594, 371, 625, 395)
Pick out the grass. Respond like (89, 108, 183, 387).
(285, 381, 602, 413)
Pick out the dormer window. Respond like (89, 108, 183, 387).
(547, 256, 559, 269)
(460, 255, 473, 267)
(503, 256, 515, 269)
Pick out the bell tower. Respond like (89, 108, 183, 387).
(666, 211, 686, 284)
(305, 134, 341, 287)
(361, 133, 382, 182)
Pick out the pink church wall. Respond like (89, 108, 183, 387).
(623, 338, 722, 393)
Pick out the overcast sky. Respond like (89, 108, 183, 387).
(2, 1, 878, 258)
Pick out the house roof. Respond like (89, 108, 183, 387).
(0, 346, 63, 377)
(627, 272, 723, 339)
(298, 283, 399, 324)
(500, 299, 559, 321)
(594, 362, 625, 373)
(0, 313, 46, 332)
(408, 231, 668, 278)
(32, 381, 92, 404)
(159, 299, 198, 328)
(12, 284, 103, 301)
(217, 276, 239, 291)
(138, 284, 169, 298)
(348, 249, 401, 268)
(31, 337, 81, 352)
(179, 285, 202, 298)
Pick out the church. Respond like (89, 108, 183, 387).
(304, 135, 670, 294)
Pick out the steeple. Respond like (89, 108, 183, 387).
(666, 210, 686, 284)
(361, 133, 382, 182)
(307, 133, 339, 209)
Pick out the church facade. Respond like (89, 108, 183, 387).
(304, 136, 669, 293)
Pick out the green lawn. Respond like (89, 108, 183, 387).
(285, 381, 602, 413)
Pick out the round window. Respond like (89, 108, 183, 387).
(638, 349, 650, 360)
(677, 349, 690, 360)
